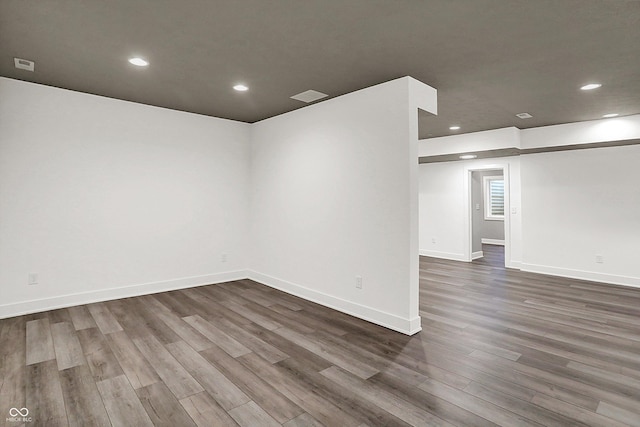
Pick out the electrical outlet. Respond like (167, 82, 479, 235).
(595, 255, 604, 264)
(355, 276, 363, 289)
(221, 253, 228, 263)
(475, 203, 480, 210)
(431, 237, 436, 244)
(28, 273, 38, 285)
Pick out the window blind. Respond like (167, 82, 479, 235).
(489, 179, 504, 216)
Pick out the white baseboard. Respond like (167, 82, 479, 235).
(481, 238, 505, 246)
(507, 261, 523, 270)
(520, 263, 640, 289)
(247, 270, 421, 335)
(0, 270, 249, 319)
(1, 268, 423, 336)
(471, 251, 484, 260)
(419, 250, 466, 262)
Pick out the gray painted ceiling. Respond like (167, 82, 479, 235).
(1, 0, 639, 139)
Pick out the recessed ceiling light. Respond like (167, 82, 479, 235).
(233, 84, 249, 92)
(459, 154, 477, 160)
(128, 57, 149, 67)
(602, 113, 619, 118)
(516, 112, 533, 119)
(449, 126, 461, 131)
(580, 83, 601, 91)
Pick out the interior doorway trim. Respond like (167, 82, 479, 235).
(463, 163, 512, 267)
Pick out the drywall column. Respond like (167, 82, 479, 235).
(249, 77, 436, 335)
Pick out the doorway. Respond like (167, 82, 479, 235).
(464, 165, 510, 267)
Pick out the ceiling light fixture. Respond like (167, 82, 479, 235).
(128, 57, 149, 67)
(459, 154, 477, 160)
(233, 84, 249, 92)
(449, 126, 461, 131)
(602, 113, 619, 118)
(580, 83, 601, 91)
(516, 112, 532, 119)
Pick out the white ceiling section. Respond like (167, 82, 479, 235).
(1, 0, 638, 138)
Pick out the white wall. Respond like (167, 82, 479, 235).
(520, 145, 640, 287)
(0, 78, 251, 317)
(419, 126, 520, 157)
(420, 114, 640, 155)
(419, 161, 467, 260)
(249, 77, 436, 334)
(521, 115, 640, 148)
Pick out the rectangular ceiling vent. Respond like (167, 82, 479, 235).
(14, 58, 35, 72)
(290, 89, 328, 103)
(516, 112, 533, 119)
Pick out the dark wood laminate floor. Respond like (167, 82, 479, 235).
(2, 245, 639, 426)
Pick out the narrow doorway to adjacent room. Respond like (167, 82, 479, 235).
(469, 168, 507, 267)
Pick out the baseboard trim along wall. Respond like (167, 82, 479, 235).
(4, 263, 637, 333)
(419, 250, 467, 261)
(471, 251, 484, 260)
(247, 270, 422, 335)
(520, 263, 640, 289)
(481, 238, 505, 246)
(1, 268, 423, 335)
(0, 270, 249, 320)
(508, 261, 523, 270)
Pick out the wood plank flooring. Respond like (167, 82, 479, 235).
(1, 245, 639, 426)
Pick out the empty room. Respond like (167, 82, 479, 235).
(1, 1, 639, 426)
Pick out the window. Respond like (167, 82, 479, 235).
(483, 175, 504, 220)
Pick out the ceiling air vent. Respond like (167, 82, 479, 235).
(14, 58, 35, 72)
(516, 112, 532, 119)
(290, 90, 328, 103)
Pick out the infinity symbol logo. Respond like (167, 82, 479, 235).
(9, 408, 29, 417)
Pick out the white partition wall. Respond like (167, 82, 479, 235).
(249, 77, 436, 334)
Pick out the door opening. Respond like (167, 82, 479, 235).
(466, 166, 509, 267)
